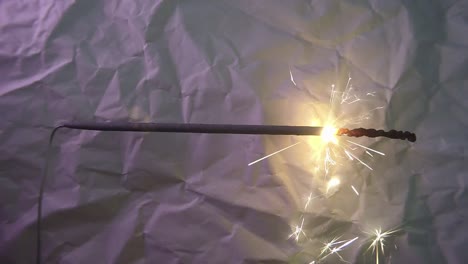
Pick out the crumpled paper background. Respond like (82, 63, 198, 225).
(0, 0, 466, 263)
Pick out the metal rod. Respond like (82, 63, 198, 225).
(62, 122, 416, 142)
(62, 122, 324, 136)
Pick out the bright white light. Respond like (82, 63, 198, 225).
(326, 177, 341, 193)
(248, 142, 301, 166)
(351, 185, 360, 196)
(319, 236, 359, 262)
(321, 126, 338, 144)
(366, 227, 401, 264)
(288, 217, 306, 241)
(289, 68, 297, 86)
(328, 178, 340, 187)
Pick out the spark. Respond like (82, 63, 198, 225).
(320, 237, 341, 255)
(319, 236, 359, 262)
(346, 95, 361, 105)
(324, 147, 336, 175)
(326, 177, 340, 193)
(339, 114, 371, 126)
(248, 142, 301, 166)
(305, 193, 313, 209)
(351, 185, 359, 196)
(366, 227, 401, 264)
(344, 149, 354, 160)
(304, 193, 322, 209)
(288, 217, 307, 241)
(330, 84, 336, 105)
(317, 75, 386, 187)
(343, 149, 373, 171)
(373, 106, 384, 111)
(346, 140, 385, 156)
(289, 68, 297, 86)
(330, 147, 340, 159)
(340, 76, 353, 104)
(348, 145, 358, 151)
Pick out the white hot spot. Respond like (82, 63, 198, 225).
(321, 126, 338, 144)
(326, 177, 341, 193)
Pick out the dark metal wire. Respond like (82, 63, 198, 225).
(338, 128, 416, 142)
(36, 125, 64, 264)
(62, 122, 324, 135)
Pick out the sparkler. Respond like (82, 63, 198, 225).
(37, 68, 414, 264)
(60, 122, 415, 141)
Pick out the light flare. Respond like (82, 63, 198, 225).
(319, 236, 359, 262)
(289, 67, 297, 86)
(321, 126, 339, 144)
(343, 149, 373, 171)
(326, 177, 340, 193)
(346, 140, 385, 156)
(324, 147, 336, 175)
(366, 227, 401, 264)
(351, 185, 359, 196)
(304, 192, 321, 210)
(288, 217, 307, 242)
(248, 142, 301, 166)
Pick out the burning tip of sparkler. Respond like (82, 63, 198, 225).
(321, 125, 339, 144)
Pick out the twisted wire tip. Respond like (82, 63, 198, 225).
(337, 128, 416, 142)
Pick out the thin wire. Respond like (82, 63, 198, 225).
(37, 125, 64, 264)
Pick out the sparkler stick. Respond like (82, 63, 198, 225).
(37, 121, 415, 264)
(61, 122, 416, 142)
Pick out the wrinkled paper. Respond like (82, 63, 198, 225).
(1, 0, 466, 263)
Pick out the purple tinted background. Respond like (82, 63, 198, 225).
(1, 0, 466, 263)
